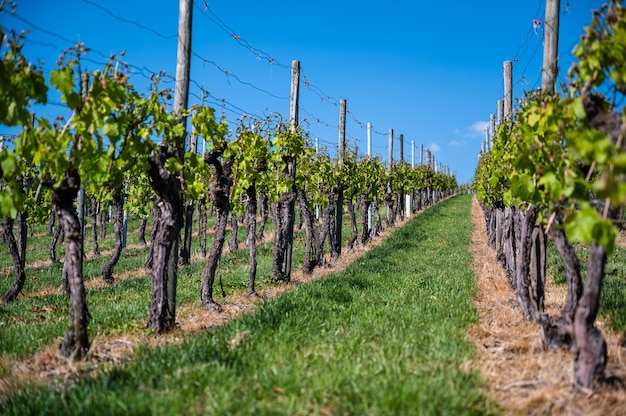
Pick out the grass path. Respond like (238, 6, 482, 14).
(2, 195, 500, 415)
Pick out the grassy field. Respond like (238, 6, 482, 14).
(0, 195, 503, 415)
(2, 194, 626, 414)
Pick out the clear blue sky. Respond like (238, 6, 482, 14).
(0, 0, 604, 184)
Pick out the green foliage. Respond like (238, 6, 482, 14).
(474, 1, 626, 253)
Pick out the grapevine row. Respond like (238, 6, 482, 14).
(0, 27, 457, 359)
(473, 1, 625, 391)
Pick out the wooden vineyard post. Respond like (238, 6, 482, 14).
(367, 122, 372, 232)
(334, 98, 346, 258)
(147, 0, 191, 332)
(541, 0, 560, 94)
(504, 61, 513, 120)
(386, 128, 395, 227)
(281, 59, 300, 281)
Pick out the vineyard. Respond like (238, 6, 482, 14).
(2, 0, 626, 414)
(474, 0, 626, 394)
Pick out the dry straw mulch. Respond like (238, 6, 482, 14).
(467, 196, 626, 415)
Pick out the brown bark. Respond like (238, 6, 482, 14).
(256, 193, 269, 243)
(551, 218, 582, 322)
(229, 212, 239, 252)
(385, 189, 396, 228)
(515, 205, 538, 321)
(372, 201, 382, 237)
(503, 206, 518, 289)
(138, 217, 148, 247)
(272, 191, 296, 281)
(315, 201, 333, 268)
(538, 214, 582, 351)
(49, 218, 63, 265)
(180, 200, 194, 265)
(47, 209, 55, 235)
(52, 169, 90, 359)
(574, 242, 608, 390)
(358, 191, 371, 246)
(529, 221, 546, 315)
(245, 185, 258, 295)
(200, 151, 232, 311)
(99, 209, 108, 239)
(346, 198, 358, 250)
(197, 198, 207, 257)
(146, 146, 183, 334)
(101, 188, 124, 284)
(144, 206, 160, 271)
(272, 154, 297, 282)
(2, 215, 27, 304)
(298, 189, 319, 274)
(89, 194, 100, 256)
(327, 187, 341, 261)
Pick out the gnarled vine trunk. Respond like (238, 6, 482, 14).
(138, 217, 148, 247)
(52, 169, 90, 359)
(180, 200, 194, 265)
(327, 187, 341, 261)
(200, 152, 232, 311)
(538, 214, 581, 351)
(574, 242, 608, 390)
(372, 201, 382, 237)
(256, 193, 269, 242)
(49, 217, 63, 265)
(503, 206, 518, 289)
(515, 205, 539, 321)
(272, 191, 297, 281)
(346, 198, 358, 250)
(358, 191, 371, 246)
(272, 154, 297, 283)
(229, 212, 239, 252)
(298, 189, 319, 274)
(198, 198, 207, 257)
(2, 214, 27, 304)
(89, 194, 100, 256)
(101, 188, 124, 284)
(146, 146, 183, 334)
(144, 205, 160, 271)
(245, 185, 258, 295)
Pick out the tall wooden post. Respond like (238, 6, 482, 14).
(290, 60, 300, 131)
(338, 99, 346, 164)
(497, 99, 504, 126)
(366, 124, 372, 155)
(407, 139, 414, 218)
(367, 122, 372, 231)
(178, 0, 195, 267)
(489, 114, 496, 150)
(541, 0, 560, 93)
(504, 61, 513, 120)
(334, 98, 347, 257)
(174, 0, 193, 156)
(283, 59, 300, 280)
(170, 0, 193, 317)
(420, 144, 423, 166)
(399, 133, 404, 163)
(388, 129, 393, 173)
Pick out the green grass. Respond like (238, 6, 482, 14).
(0, 195, 500, 415)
